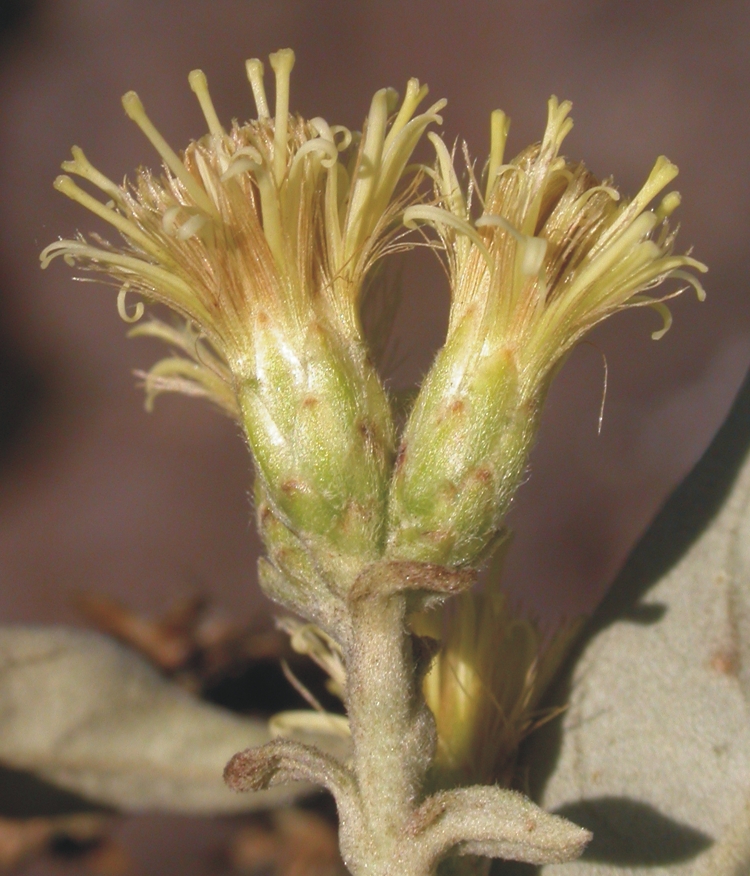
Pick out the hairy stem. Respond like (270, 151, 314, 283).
(343, 587, 435, 872)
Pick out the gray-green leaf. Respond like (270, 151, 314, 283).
(526, 371, 750, 875)
(0, 626, 303, 813)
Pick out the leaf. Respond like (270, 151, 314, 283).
(0, 626, 304, 813)
(523, 370, 750, 875)
(224, 737, 355, 802)
(401, 785, 591, 871)
(224, 737, 364, 848)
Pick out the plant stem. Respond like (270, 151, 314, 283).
(344, 587, 434, 872)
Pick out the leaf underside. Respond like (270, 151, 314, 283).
(0, 626, 305, 813)
(522, 370, 750, 875)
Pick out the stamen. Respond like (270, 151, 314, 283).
(254, 167, 284, 267)
(245, 58, 269, 118)
(476, 215, 548, 276)
(669, 267, 708, 302)
(486, 110, 510, 202)
(629, 295, 674, 340)
(655, 191, 681, 222)
(220, 145, 263, 181)
(345, 88, 389, 251)
(593, 162, 678, 256)
(371, 98, 446, 222)
(61, 146, 124, 204)
(290, 137, 339, 172)
(121, 91, 218, 218)
(176, 213, 209, 240)
(40, 239, 206, 321)
(330, 125, 353, 151)
(385, 79, 429, 149)
(384, 87, 400, 115)
(162, 205, 182, 235)
(53, 175, 164, 258)
(578, 210, 659, 287)
(117, 284, 144, 323)
(632, 156, 679, 216)
(269, 48, 296, 186)
(404, 205, 492, 269)
(429, 133, 466, 219)
(383, 98, 445, 168)
(324, 158, 343, 270)
(543, 97, 574, 153)
(361, 88, 389, 175)
(188, 69, 225, 138)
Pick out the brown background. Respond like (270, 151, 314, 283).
(0, 1, 749, 873)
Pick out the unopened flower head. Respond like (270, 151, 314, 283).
(42, 51, 446, 600)
(387, 97, 707, 567)
(414, 578, 581, 790)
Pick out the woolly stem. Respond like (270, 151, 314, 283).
(343, 588, 434, 873)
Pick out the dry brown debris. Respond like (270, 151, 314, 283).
(75, 591, 288, 692)
(229, 809, 347, 876)
(0, 814, 129, 875)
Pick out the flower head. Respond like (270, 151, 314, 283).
(42, 50, 443, 404)
(414, 585, 580, 790)
(413, 98, 705, 374)
(42, 51, 446, 612)
(387, 98, 707, 567)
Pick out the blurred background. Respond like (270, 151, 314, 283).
(0, 0, 749, 873)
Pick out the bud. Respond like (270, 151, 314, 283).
(414, 579, 581, 790)
(387, 98, 707, 566)
(42, 51, 445, 598)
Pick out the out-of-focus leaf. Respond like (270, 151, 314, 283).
(691, 790, 750, 876)
(0, 626, 304, 813)
(522, 371, 750, 875)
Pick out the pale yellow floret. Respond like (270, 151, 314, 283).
(655, 190, 681, 221)
(61, 146, 125, 205)
(383, 94, 708, 571)
(345, 88, 392, 258)
(486, 109, 510, 203)
(40, 239, 205, 322)
(137, 356, 238, 415)
(116, 285, 144, 323)
(408, 95, 707, 390)
(52, 175, 164, 259)
(429, 133, 466, 222)
(121, 90, 219, 219)
(415, 577, 582, 789)
(128, 317, 238, 416)
(245, 58, 269, 118)
(269, 48, 295, 185)
(188, 69, 226, 139)
(42, 50, 445, 423)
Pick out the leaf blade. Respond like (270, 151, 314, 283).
(0, 626, 304, 813)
